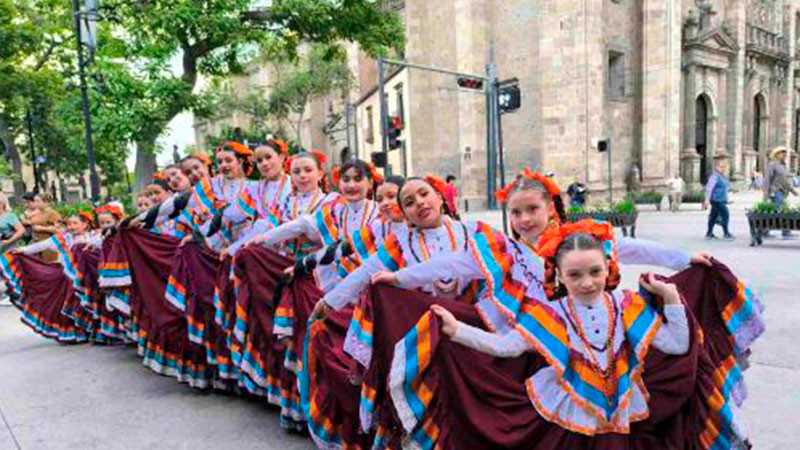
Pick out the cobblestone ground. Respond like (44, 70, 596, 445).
(0, 190, 797, 449)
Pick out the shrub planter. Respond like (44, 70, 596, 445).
(633, 192, 663, 211)
(747, 211, 800, 246)
(566, 211, 639, 238)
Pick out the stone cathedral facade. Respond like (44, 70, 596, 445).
(372, 0, 800, 206)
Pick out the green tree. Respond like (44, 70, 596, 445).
(103, 0, 404, 188)
(267, 44, 353, 141)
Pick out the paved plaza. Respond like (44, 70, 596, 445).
(0, 190, 798, 450)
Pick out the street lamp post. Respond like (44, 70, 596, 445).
(71, 0, 100, 202)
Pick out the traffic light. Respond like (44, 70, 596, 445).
(457, 77, 484, 90)
(498, 84, 521, 114)
(597, 139, 610, 153)
(388, 116, 403, 150)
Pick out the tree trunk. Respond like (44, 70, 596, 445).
(0, 115, 27, 202)
(134, 138, 158, 191)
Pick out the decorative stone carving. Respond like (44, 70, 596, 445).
(696, 0, 716, 31)
(681, 148, 704, 192)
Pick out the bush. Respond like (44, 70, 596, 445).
(567, 205, 586, 214)
(682, 191, 705, 203)
(612, 198, 637, 214)
(750, 201, 800, 214)
(53, 201, 94, 219)
(634, 191, 663, 203)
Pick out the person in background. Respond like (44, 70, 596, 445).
(19, 192, 62, 261)
(749, 169, 763, 190)
(703, 153, 734, 241)
(666, 172, 684, 212)
(444, 175, 459, 218)
(566, 175, 587, 208)
(764, 147, 798, 238)
(0, 193, 25, 306)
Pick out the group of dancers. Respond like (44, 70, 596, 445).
(1, 139, 764, 450)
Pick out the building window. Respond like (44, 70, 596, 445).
(608, 51, 625, 101)
(366, 106, 375, 144)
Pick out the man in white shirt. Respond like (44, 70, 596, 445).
(666, 173, 685, 212)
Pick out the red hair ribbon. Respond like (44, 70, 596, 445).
(311, 150, 328, 166)
(331, 166, 341, 189)
(423, 174, 448, 197)
(495, 168, 562, 204)
(284, 155, 294, 174)
(535, 219, 615, 259)
(96, 204, 124, 220)
(368, 163, 383, 185)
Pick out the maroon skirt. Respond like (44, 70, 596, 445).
(3, 252, 88, 344)
(116, 228, 213, 388)
(358, 261, 757, 450)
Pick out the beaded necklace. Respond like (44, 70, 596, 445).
(563, 292, 619, 395)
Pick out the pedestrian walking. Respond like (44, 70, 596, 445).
(703, 153, 734, 240)
(444, 175, 459, 219)
(764, 147, 798, 238)
(567, 175, 587, 208)
(666, 172, 684, 212)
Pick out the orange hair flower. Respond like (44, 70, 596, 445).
(151, 171, 168, 182)
(96, 204, 124, 220)
(495, 168, 562, 204)
(77, 210, 96, 227)
(220, 140, 253, 157)
(270, 139, 289, 156)
(423, 174, 448, 197)
(535, 219, 615, 259)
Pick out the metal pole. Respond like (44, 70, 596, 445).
(485, 42, 498, 210)
(382, 58, 489, 81)
(72, 0, 100, 202)
(345, 102, 352, 156)
(26, 109, 40, 192)
(608, 138, 613, 206)
(495, 83, 508, 234)
(378, 57, 391, 176)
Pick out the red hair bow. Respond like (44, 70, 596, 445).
(151, 171, 168, 182)
(331, 166, 341, 189)
(368, 163, 383, 185)
(535, 219, 614, 259)
(311, 150, 328, 165)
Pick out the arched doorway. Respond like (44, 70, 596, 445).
(754, 94, 765, 171)
(695, 96, 709, 183)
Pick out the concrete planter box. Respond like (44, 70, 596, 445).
(747, 211, 800, 246)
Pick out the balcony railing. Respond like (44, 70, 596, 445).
(746, 24, 789, 58)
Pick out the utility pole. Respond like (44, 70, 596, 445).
(378, 57, 391, 176)
(25, 108, 40, 192)
(72, 0, 100, 202)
